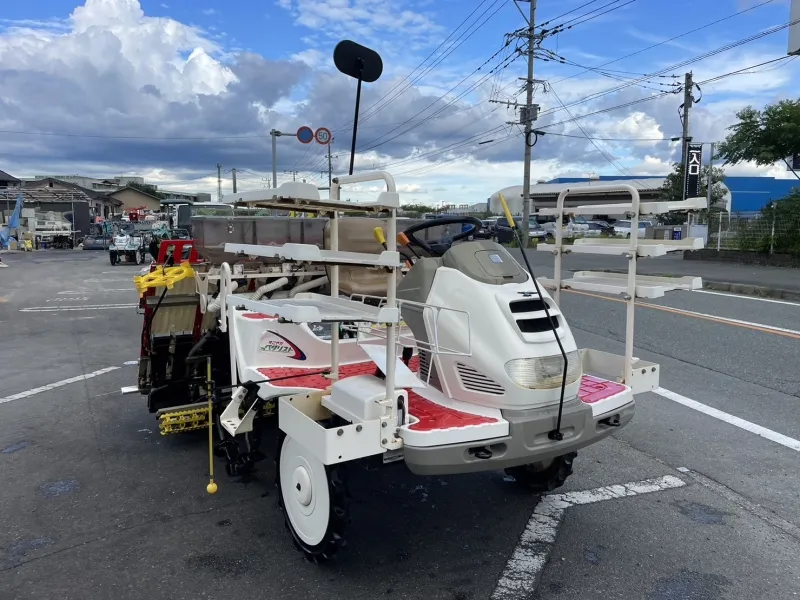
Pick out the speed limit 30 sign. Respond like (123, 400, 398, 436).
(314, 127, 332, 145)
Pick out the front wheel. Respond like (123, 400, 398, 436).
(504, 451, 576, 493)
(276, 432, 349, 562)
(109, 251, 118, 266)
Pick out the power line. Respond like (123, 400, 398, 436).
(539, 131, 678, 142)
(293, 1, 510, 172)
(537, 16, 800, 121)
(549, 0, 778, 86)
(549, 0, 638, 32)
(534, 0, 605, 30)
(546, 85, 654, 189)
(355, 0, 495, 122)
(355, 47, 521, 154)
(394, 131, 520, 178)
(340, 0, 510, 131)
(695, 55, 796, 85)
(296, 82, 515, 171)
(543, 0, 637, 35)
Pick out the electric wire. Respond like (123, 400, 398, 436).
(549, 0, 778, 85)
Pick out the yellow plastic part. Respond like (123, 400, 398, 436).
(133, 261, 195, 296)
(158, 406, 210, 435)
(207, 482, 218, 494)
(372, 226, 387, 246)
(497, 193, 516, 229)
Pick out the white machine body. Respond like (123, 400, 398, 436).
(417, 266, 581, 411)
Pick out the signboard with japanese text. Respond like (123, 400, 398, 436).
(683, 143, 703, 200)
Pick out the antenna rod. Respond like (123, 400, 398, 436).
(348, 60, 364, 175)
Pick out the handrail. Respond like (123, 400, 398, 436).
(330, 170, 397, 201)
(552, 184, 640, 386)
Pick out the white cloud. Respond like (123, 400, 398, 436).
(291, 48, 325, 68)
(276, 0, 443, 51)
(0, 0, 797, 206)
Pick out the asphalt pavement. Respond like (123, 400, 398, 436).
(0, 250, 799, 600)
(512, 248, 800, 298)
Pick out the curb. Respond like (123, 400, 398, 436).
(701, 280, 800, 302)
(573, 269, 800, 303)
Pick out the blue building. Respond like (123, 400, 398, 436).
(489, 175, 798, 216)
(544, 175, 798, 214)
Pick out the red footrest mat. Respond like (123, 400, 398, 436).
(578, 375, 627, 404)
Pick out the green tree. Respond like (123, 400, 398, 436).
(399, 203, 441, 217)
(759, 188, 800, 255)
(128, 181, 167, 200)
(715, 99, 800, 178)
(659, 161, 727, 225)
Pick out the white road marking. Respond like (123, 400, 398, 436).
(20, 304, 136, 312)
(654, 387, 800, 452)
(692, 289, 800, 307)
(639, 303, 800, 336)
(0, 367, 121, 405)
(123, 360, 139, 366)
(491, 475, 686, 599)
(47, 297, 89, 302)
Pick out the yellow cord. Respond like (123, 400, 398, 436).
(497, 193, 517, 229)
(206, 356, 218, 494)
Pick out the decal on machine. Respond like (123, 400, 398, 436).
(259, 330, 307, 360)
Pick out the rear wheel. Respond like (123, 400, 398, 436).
(276, 432, 349, 562)
(109, 251, 118, 266)
(504, 451, 576, 493)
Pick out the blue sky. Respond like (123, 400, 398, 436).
(0, 0, 797, 203)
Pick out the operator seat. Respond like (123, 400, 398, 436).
(323, 217, 401, 297)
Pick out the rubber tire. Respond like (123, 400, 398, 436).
(504, 451, 577, 494)
(109, 252, 117, 266)
(276, 431, 349, 562)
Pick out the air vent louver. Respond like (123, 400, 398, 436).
(455, 363, 505, 395)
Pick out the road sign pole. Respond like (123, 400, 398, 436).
(271, 129, 278, 189)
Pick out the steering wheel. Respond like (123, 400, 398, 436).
(402, 216, 483, 256)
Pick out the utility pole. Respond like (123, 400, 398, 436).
(492, 1, 539, 247)
(680, 71, 694, 229)
(680, 72, 693, 169)
(216, 163, 222, 202)
(231, 168, 237, 194)
(521, 0, 537, 249)
(284, 170, 299, 182)
(326, 139, 333, 188)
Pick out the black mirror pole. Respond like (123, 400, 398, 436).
(348, 64, 364, 176)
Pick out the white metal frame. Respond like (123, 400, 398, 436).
(218, 171, 405, 460)
(538, 184, 705, 385)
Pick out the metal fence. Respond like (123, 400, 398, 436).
(706, 212, 800, 255)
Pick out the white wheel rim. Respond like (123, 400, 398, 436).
(280, 436, 330, 546)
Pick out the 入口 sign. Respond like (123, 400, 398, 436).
(684, 143, 703, 200)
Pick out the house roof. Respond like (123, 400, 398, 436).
(0, 169, 20, 182)
(109, 186, 163, 202)
(22, 177, 123, 206)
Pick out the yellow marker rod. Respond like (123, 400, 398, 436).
(497, 193, 516, 230)
(206, 356, 217, 495)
